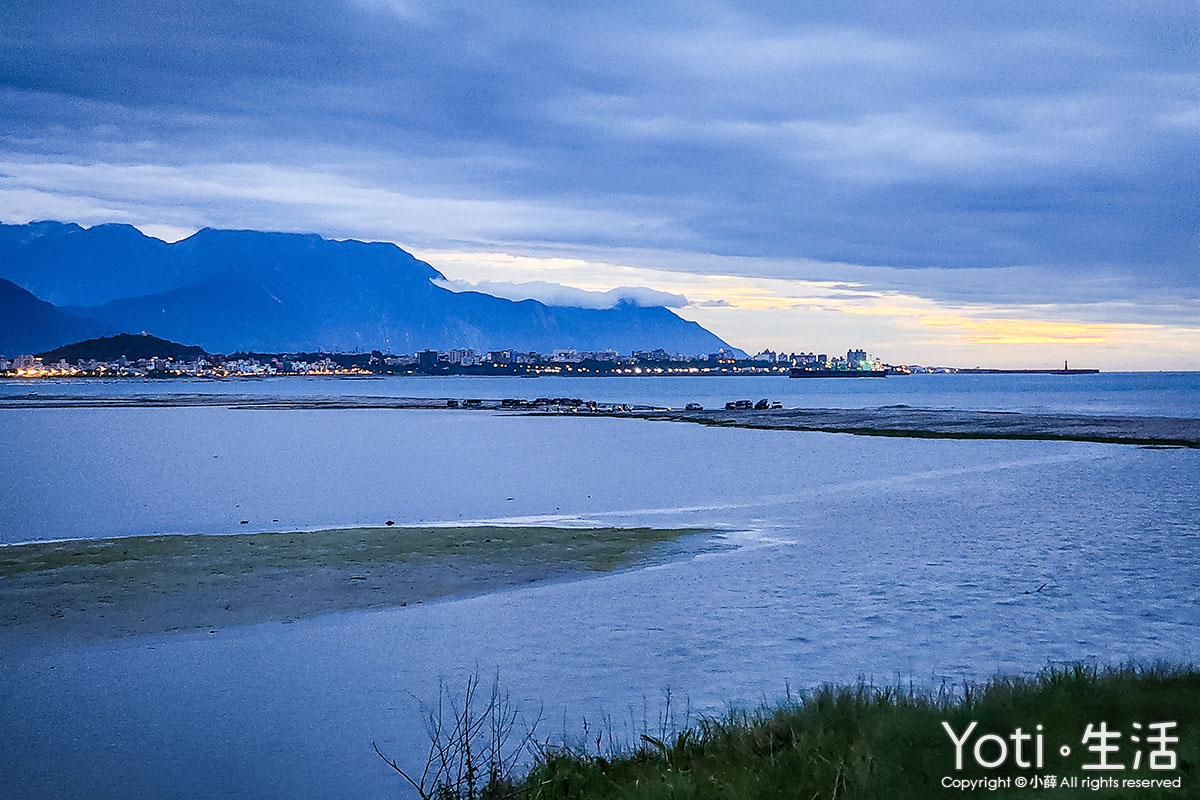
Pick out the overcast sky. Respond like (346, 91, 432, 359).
(2, 1, 1196, 366)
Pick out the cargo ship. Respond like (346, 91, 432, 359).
(790, 367, 887, 378)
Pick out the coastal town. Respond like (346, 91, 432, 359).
(1, 334, 929, 378)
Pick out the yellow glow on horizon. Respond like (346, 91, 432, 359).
(413, 247, 1200, 369)
(916, 316, 1158, 345)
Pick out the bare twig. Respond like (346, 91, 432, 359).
(376, 671, 544, 800)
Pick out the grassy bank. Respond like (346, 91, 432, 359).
(0, 525, 708, 641)
(418, 665, 1198, 800)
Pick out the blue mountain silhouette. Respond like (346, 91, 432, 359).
(0, 222, 736, 355)
(0, 278, 115, 355)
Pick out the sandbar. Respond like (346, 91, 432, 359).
(0, 525, 707, 643)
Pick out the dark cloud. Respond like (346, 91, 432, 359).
(1, 0, 1195, 312)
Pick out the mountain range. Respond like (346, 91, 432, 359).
(0, 221, 736, 356)
(0, 277, 116, 355)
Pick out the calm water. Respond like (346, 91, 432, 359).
(2, 370, 1198, 416)
(1, 377, 1197, 799)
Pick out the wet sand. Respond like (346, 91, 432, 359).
(0, 526, 706, 643)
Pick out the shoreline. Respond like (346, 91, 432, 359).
(2, 393, 1198, 447)
(0, 525, 713, 644)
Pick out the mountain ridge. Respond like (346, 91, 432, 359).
(0, 221, 738, 356)
(0, 278, 116, 356)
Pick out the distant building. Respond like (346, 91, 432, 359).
(417, 350, 440, 370)
(486, 350, 513, 364)
(551, 349, 581, 363)
(579, 349, 619, 362)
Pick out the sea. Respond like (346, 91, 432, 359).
(0, 372, 1197, 799)
(2, 369, 1198, 416)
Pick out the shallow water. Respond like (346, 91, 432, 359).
(1, 401, 1198, 799)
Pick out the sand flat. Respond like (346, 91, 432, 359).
(634, 406, 1200, 447)
(0, 525, 706, 642)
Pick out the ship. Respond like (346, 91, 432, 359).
(790, 367, 887, 378)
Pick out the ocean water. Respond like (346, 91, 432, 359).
(2, 370, 1198, 416)
(0, 379, 1197, 799)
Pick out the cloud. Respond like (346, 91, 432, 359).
(432, 278, 687, 309)
(0, 157, 681, 250)
(414, 247, 1200, 367)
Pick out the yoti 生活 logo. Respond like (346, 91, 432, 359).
(942, 719, 1179, 771)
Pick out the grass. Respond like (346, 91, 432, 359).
(482, 664, 1199, 800)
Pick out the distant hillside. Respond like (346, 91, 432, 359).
(0, 221, 180, 306)
(38, 333, 206, 362)
(0, 278, 115, 355)
(0, 222, 737, 355)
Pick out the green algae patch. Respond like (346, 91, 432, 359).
(0, 526, 708, 642)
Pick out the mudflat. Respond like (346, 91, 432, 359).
(0, 525, 705, 642)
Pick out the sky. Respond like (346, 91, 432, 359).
(1, 0, 1196, 368)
